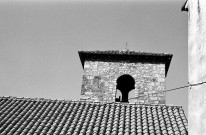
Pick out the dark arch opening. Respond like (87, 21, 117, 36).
(116, 74, 135, 103)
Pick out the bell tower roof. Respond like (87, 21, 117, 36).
(78, 50, 172, 76)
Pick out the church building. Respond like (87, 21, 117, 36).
(0, 50, 188, 135)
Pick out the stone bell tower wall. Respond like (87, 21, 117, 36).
(80, 60, 166, 104)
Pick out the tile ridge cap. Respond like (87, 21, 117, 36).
(0, 96, 183, 108)
(0, 96, 76, 102)
(79, 50, 172, 55)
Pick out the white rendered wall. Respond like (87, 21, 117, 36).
(188, 0, 206, 134)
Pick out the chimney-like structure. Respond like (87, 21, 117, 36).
(79, 50, 172, 104)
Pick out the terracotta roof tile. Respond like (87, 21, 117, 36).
(0, 96, 187, 135)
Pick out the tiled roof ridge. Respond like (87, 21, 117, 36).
(0, 96, 183, 108)
(78, 50, 172, 56)
(79, 49, 172, 55)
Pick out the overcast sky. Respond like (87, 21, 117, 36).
(0, 0, 188, 117)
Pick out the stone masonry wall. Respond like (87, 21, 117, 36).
(80, 61, 165, 104)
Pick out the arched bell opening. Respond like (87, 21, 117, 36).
(115, 74, 135, 103)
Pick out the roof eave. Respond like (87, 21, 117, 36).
(181, 0, 189, 12)
(79, 51, 173, 77)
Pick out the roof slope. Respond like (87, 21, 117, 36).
(0, 97, 187, 135)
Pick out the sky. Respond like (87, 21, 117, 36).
(0, 0, 188, 117)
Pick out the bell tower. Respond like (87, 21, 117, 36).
(79, 50, 172, 104)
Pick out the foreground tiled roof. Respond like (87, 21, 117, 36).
(0, 96, 188, 135)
